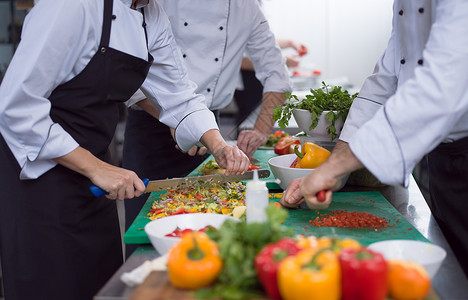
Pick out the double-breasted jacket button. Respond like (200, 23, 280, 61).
(184, 22, 188, 26)
(215, 58, 219, 62)
(207, 88, 211, 92)
(183, 54, 187, 58)
(418, 59, 423, 65)
(418, 7, 424, 13)
(219, 26, 224, 30)
(400, 59, 406, 64)
(399, 9, 404, 15)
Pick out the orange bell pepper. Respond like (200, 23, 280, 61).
(167, 232, 222, 290)
(387, 260, 431, 300)
(294, 142, 330, 169)
(278, 248, 341, 300)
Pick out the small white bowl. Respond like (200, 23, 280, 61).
(145, 213, 238, 255)
(367, 240, 447, 278)
(268, 154, 348, 190)
(293, 108, 344, 139)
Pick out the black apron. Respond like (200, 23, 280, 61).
(428, 136, 468, 278)
(0, 0, 153, 299)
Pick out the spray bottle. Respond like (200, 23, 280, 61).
(246, 169, 269, 223)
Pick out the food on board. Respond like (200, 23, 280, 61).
(148, 181, 246, 220)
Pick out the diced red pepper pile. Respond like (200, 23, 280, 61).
(309, 210, 393, 231)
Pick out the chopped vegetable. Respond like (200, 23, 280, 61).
(273, 82, 358, 141)
(263, 130, 289, 148)
(148, 182, 246, 220)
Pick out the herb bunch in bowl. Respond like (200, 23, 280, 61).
(273, 82, 358, 141)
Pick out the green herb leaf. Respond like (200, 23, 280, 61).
(273, 82, 358, 141)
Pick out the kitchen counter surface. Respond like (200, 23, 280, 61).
(95, 173, 468, 300)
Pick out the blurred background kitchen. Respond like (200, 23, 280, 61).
(0, 1, 429, 297)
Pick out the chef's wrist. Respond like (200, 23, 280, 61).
(200, 129, 227, 154)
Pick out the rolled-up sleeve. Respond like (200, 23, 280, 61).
(142, 1, 218, 151)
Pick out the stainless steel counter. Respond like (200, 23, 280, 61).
(94, 176, 468, 300)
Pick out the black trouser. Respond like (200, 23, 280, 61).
(428, 136, 468, 278)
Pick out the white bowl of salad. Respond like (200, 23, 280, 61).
(145, 213, 239, 255)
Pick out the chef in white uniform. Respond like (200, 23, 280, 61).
(122, 0, 292, 256)
(0, 0, 249, 299)
(281, 0, 468, 277)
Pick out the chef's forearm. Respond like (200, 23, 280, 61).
(135, 98, 160, 119)
(253, 92, 286, 135)
(199, 129, 227, 154)
(53, 146, 103, 179)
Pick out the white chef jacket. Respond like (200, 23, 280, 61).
(129, 0, 291, 110)
(340, 0, 468, 187)
(0, 0, 217, 180)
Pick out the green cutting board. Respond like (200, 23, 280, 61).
(124, 190, 428, 245)
(187, 149, 281, 190)
(270, 191, 429, 246)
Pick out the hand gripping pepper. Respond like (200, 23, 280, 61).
(294, 142, 330, 169)
(167, 231, 222, 290)
(339, 248, 388, 300)
(278, 248, 341, 300)
(254, 238, 302, 299)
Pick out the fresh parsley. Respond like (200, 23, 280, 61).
(273, 82, 358, 141)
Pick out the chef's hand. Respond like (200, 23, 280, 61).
(280, 177, 305, 208)
(90, 163, 146, 201)
(299, 166, 340, 210)
(237, 129, 268, 159)
(200, 129, 250, 175)
(212, 144, 250, 175)
(54, 146, 146, 201)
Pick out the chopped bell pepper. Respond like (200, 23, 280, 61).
(339, 248, 388, 300)
(254, 238, 302, 299)
(167, 232, 222, 290)
(294, 142, 330, 168)
(278, 248, 341, 300)
(274, 136, 300, 155)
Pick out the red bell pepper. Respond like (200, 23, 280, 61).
(339, 248, 388, 300)
(274, 136, 300, 155)
(254, 238, 301, 300)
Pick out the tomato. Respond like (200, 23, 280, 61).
(248, 163, 260, 170)
(169, 207, 185, 216)
(274, 130, 285, 138)
(274, 136, 301, 155)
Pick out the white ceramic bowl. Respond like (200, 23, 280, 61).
(145, 213, 238, 255)
(367, 240, 447, 278)
(293, 108, 344, 139)
(268, 154, 349, 190)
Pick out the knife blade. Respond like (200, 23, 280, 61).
(89, 169, 270, 197)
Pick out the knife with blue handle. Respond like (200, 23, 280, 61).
(89, 169, 270, 197)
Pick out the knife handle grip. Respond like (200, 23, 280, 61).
(89, 178, 149, 197)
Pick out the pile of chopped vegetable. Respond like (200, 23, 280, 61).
(147, 182, 246, 220)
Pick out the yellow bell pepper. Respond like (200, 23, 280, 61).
(278, 248, 341, 300)
(294, 142, 331, 169)
(296, 236, 361, 254)
(167, 231, 222, 290)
